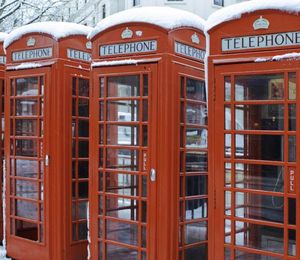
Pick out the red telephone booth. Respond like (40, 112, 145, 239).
(0, 32, 7, 243)
(207, 2, 300, 259)
(4, 22, 91, 260)
(88, 7, 208, 260)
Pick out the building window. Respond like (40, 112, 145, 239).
(102, 4, 106, 19)
(133, 0, 140, 6)
(213, 0, 224, 7)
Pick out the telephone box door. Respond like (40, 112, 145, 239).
(90, 63, 158, 260)
(213, 61, 300, 259)
(6, 67, 50, 258)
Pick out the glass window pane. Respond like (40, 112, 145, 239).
(185, 221, 207, 244)
(78, 120, 89, 137)
(235, 250, 281, 260)
(184, 244, 207, 260)
(186, 78, 206, 101)
(107, 100, 139, 122)
(100, 77, 104, 98)
(225, 76, 231, 101)
(106, 148, 138, 171)
(289, 229, 296, 256)
(185, 175, 207, 196)
(107, 125, 138, 146)
(78, 141, 89, 158)
(79, 78, 89, 97)
(185, 198, 207, 220)
(235, 134, 284, 161)
(143, 74, 148, 96)
(289, 198, 296, 225)
(235, 104, 284, 130)
(16, 159, 38, 178)
(16, 200, 38, 220)
(225, 105, 231, 130)
(225, 134, 231, 158)
(78, 161, 88, 179)
(16, 139, 38, 157)
(289, 104, 296, 131)
(288, 136, 296, 162)
(185, 152, 208, 172)
(289, 72, 296, 100)
(16, 180, 38, 199)
(78, 222, 87, 240)
(235, 192, 284, 223)
(72, 77, 77, 96)
(235, 164, 284, 192)
(106, 219, 138, 246)
(225, 163, 231, 187)
(78, 201, 88, 219)
(106, 172, 138, 196)
(235, 221, 284, 254)
(15, 99, 38, 116)
(107, 75, 139, 97)
(16, 77, 39, 96)
(186, 128, 207, 149)
(106, 244, 138, 260)
(106, 197, 138, 221)
(225, 219, 231, 244)
(15, 219, 38, 241)
(15, 119, 38, 136)
(235, 74, 284, 101)
(78, 99, 89, 117)
(186, 103, 207, 125)
(78, 182, 88, 198)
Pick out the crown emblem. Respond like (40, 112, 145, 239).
(27, 37, 36, 47)
(191, 33, 200, 44)
(86, 41, 92, 49)
(253, 16, 270, 30)
(121, 27, 133, 39)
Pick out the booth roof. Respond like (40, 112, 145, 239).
(4, 22, 93, 49)
(88, 6, 206, 40)
(206, 0, 300, 31)
(0, 32, 8, 43)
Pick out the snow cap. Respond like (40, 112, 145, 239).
(0, 32, 8, 43)
(206, 0, 300, 31)
(4, 22, 93, 49)
(88, 6, 206, 40)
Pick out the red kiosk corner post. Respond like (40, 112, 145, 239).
(4, 22, 92, 260)
(0, 32, 8, 244)
(206, 1, 300, 259)
(88, 6, 208, 260)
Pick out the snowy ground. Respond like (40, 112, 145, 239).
(0, 247, 10, 260)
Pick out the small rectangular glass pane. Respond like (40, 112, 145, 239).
(16, 159, 38, 178)
(106, 244, 138, 260)
(143, 74, 148, 96)
(15, 119, 38, 136)
(107, 125, 138, 146)
(107, 100, 139, 122)
(288, 198, 296, 225)
(225, 105, 231, 130)
(225, 219, 231, 244)
(106, 197, 138, 221)
(289, 229, 296, 256)
(186, 103, 207, 125)
(235, 164, 284, 192)
(225, 134, 231, 158)
(16, 200, 38, 220)
(235, 250, 281, 260)
(16, 77, 39, 96)
(225, 77, 231, 101)
(225, 191, 231, 216)
(78, 99, 89, 117)
(235, 221, 284, 254)
(235, 104, 284, 130)
(185, 198, 207, 220)
(288, 136, 296, 162)
(79, 78, 89, 97)
(185, 152, 208, 172)
(235, 134, 284, 161)
(15, 220, 38, 241)
(107, 75, 140, 97)
(78, 120, 89, 137)
(16, 180, 38, 199)
(16, 139, 38, 157)
(235, 74, 284, 101)
(106, 172, 138, 196)
(289, 72, 296, 100)
(15, 99, 38, 116)
(186, 78, 206, 101)
(185, 175, 207, 196)
(225, 163, 231, 187)
(184, 244, 207, 259)
(106, 148, 138, 171)
(186, 128, 207, 149)
(106, 219, 138, 246)
(185, 221, 207, 244)
(235, 192, 284, 223)
(289, 104, 296, 131)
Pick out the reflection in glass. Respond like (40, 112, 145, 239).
(235, 192, 284, 223)
(225, 191, 231, 216)
(78, 141, 89, 158)
(225, 134, 231, 157)
(186, 128, 207, 148)
(288, 198, 296, 225)
(79, 78, 89, 97)
(106, 197, 138, 221)
(289, 104, 296, 131)
(15, 220, 38, 241)
(15, 99, 38, 116)
(186, 103, 207, 125)
(106, 172, 138, 196)
(15, 119, 38, 136)
(16, 139, 38, 157)
(106, 244, 138, 260)
(78, 120, 89, 137)
(185, 152, 208, 172)
(225, 163, 231, 187)
(225, 77, 231, 101)
(107, 75, 139, 97)
(185, 175, 207, 196)
(106, 219, 138, 246)
(106, 149, 138, 171)
(185, 221, 207, 244)
(186, 78, 206, 101)
(289, 72, 296, 100)
(107, 100, 139, 122)
(16, 77, 39, 96)
(235, 250, 281, 260)
(184, 244, 207, 260)
(235, 134, 284, 161)
(225, 219, 231, 244)
(107, 125, 138, 146)
(16, 200, 38, 220)
(78, 99, 89, 117)
(289, 229, 296, 256)
(16, 180, 38, 199)
(225, 105, 231, 130)
(235, 164, 284, 192)
(235, 104, 284, 130)
(185, 198, 207, 220)
(16, 159, 38, 178)
(235, 221, 284, 254)
(288, 136, 296, 162)
(235, 74, 284, 101)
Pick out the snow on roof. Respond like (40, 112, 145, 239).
(206, 0, 300, 31)
(0, 32, 8, 43)
(88, 6, 205, 40)
(4, 22, 92, 49)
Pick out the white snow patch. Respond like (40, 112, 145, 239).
(92, 59, 142, 67)
(4, 22, 92, 49)
(0, 246, 10, 260)
(206, 0, 300, 31)
(10, 62, 42, 70)
(255, 57, 268, 62)
(272, 52, 300, 61)
(0, 33, 8, 43)
(88, 6, 205, 39)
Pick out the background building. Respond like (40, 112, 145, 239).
(65, 0, 249, 27)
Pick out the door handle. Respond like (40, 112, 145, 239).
(150, 168, 156, 182)
(45, 155, 49, 166)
